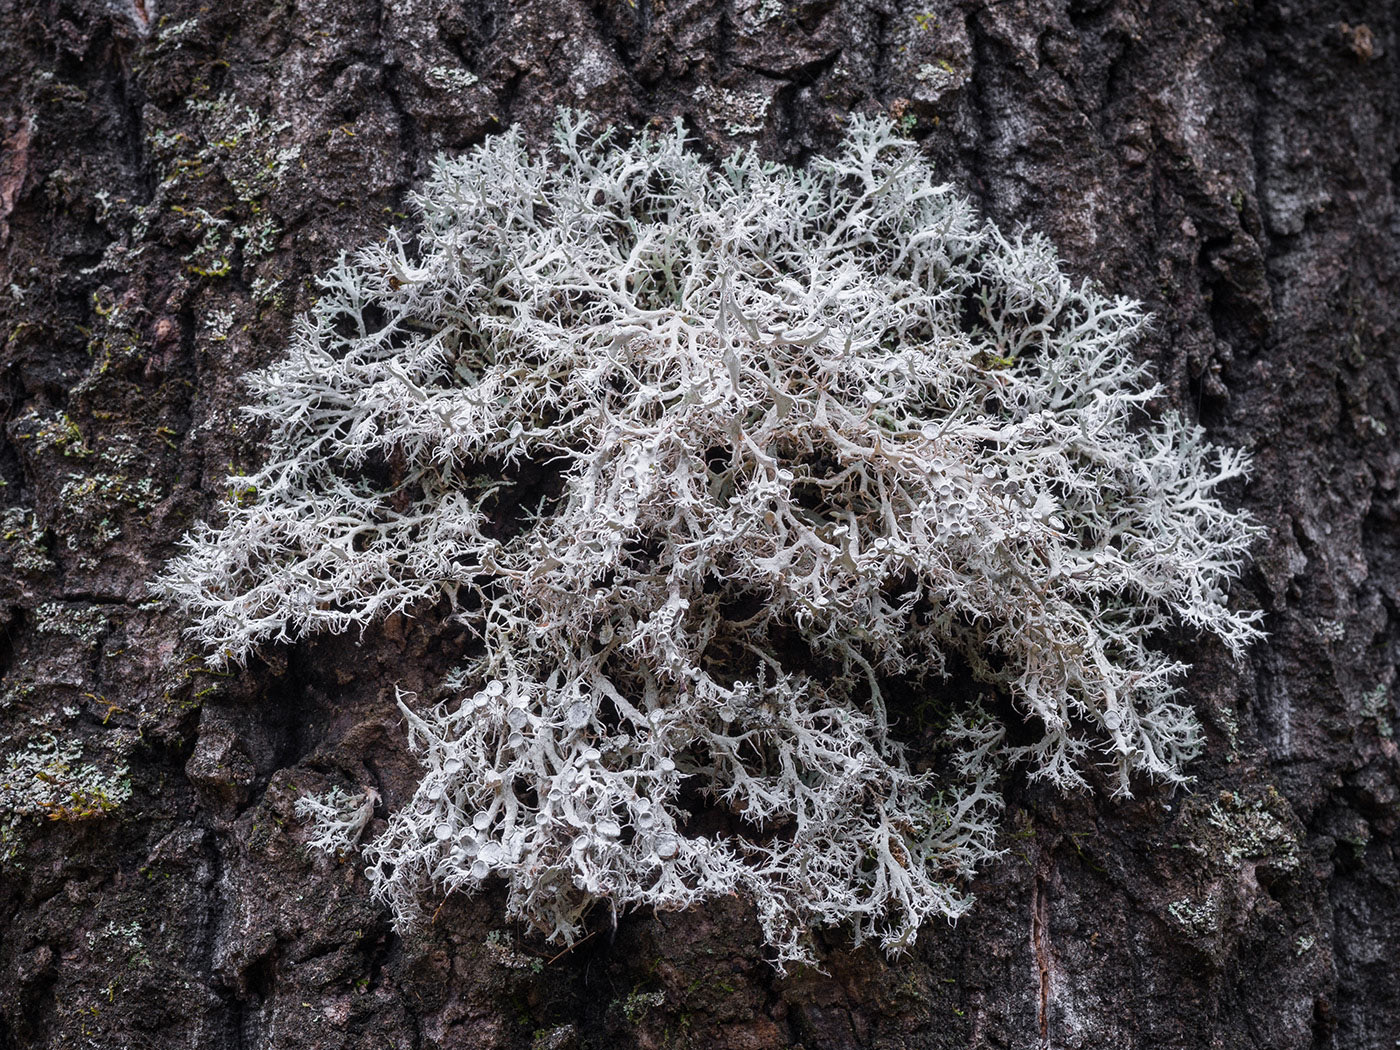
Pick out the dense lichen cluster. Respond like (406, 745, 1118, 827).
(159, 113, 1260, 968)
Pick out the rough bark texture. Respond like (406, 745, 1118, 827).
(0, 0, 1396, 1047)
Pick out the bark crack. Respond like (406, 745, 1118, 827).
(1032, 855, 1053, 1048)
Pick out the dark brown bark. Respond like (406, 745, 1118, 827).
(0, 0, 1396, 1047)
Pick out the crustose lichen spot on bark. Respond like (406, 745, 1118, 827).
(157, 111, 1263, 970)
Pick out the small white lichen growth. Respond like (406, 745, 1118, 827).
(158, 112, 1261, 969)
(2, 507, 54, 575)
(1, 733, 132, 861)
(426, 66, 480, 94)
(34, 602, 110, 648)
(295, 785, 380, 855)
(696, 85, 773, 136)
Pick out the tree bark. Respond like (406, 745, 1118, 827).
(0, 0, 1396, 1047)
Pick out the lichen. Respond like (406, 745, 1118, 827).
(426, 66, 480, 94)
(1359, 683, 1393, 737)
(34, 603, 111, 648)
(295, 785, 379, 856)
(159, 112, 1262, 969)
(1, 507, 54, 575)
(0, 733, 132, 861)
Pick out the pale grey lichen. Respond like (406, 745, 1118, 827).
(426, 66, 480, 94)
(295, 784, 380, 856)
(695, 85, 773, 136)
(158, 112, 1262, 969)
(2, 507, 54, 575)
(1, 733, 132, 861)
(34, 602, 110, 648)
(1167, 894, 1222, 937)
